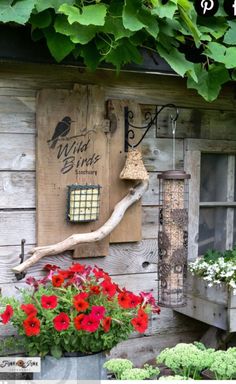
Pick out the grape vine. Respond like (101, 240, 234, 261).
(1, 0, 236, 101)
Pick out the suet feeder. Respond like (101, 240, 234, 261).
(67, 184, 101, 223)
(157, 170, 190, 307)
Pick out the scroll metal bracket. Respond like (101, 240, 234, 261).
(124, 103, 179, 152)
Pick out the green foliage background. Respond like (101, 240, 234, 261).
(1, 0, 236, 101)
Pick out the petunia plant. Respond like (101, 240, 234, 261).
(0, 263, 160, 359)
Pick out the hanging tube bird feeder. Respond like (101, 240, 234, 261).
(158, 170, 190, 307)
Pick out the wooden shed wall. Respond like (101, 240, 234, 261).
(0, 62, 236, 365)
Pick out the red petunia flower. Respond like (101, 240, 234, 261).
(101, 279, 117, 297)
(23, 317, 40, 336)
(90, 285, 100, 294)
(25, 276, 39, 291)
(137, 308, 148, 321)
(43, 264, 59, 271)
(91, 306, 106, 320)
(131, 317, 148, 333)
(58, 270, 73, 279)
(73, 298, 89, 312)
(52, 274, 64, 287)
(21, 303, 38, 317)
(69, 263, 86, 273)
(0, 305, 14, 324)
(152, 305, 161, 314)
(118, 292, 131, 309)
(102, 317, 112, 333)
(74, 314, 85, 330)
(140, 291, 156, 306)
(41, 295, 58, 310)
(81, 314, 100, 332)
(53, 313, 70, 331)
(73, 292, 88, 301)
(128, 293, 141, 308)
(93, 267, 109, 280)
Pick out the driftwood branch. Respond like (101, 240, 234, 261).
(12, 180, 149, 274)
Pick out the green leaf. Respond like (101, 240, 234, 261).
(105, 39, 143, 71)
(54, 15, 97, 44)
(157, 45, 198, 81)
(224, 21, 236, 45)
(36, 0, 74, 12)
(198, 17, 228, 39)
(206, 42, 236, 69)
(187, 64, 230, 102)
(102, 15, 134, 41)
(50, 345, 62, 359)
(80, 41, 101, 71)
(151, 0, 178, 19)
(44, 29, 75, 62)
(139, 9, 159, 38)
(178, 6, 201, 45)
(30, 10, 52, 29)
(59, 4, 107, 26)
(0, 0, 36, 24)
(122, 0, 146, 31)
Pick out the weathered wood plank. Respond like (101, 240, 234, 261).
(142, 172, 159, 206)
(175, 295, 228, 331)
(142, 138, 183, 172)
(0, 96, 35, 113)
(184, 149, 201, 260)
(0, 211, 35, 246)
(185, 139, 236, 153)
(142, 206, 159, 239)
(0, 172, 35, 208)
(0, 62, 234, 111)
(185, 274, 228, 305)
(0, 134, 35, 171)
(0, 240, 158, 283)
(0, 207, 157, 248)
(0, 88, 36, 97)
(141, 106, 236, 141)
(0, 171, 159, 209)
(0, 113, 35, 134)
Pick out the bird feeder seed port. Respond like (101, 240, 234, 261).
(157, 170, 191, 308)
(67, 184, 101, 223)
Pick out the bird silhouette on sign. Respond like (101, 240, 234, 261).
(47, 116, 74, 149)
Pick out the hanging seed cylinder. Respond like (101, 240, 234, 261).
(158, 170, 190, 307)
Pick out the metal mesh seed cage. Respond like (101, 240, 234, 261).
(67, 184, 101, 223)
(158, 170, 190, 307)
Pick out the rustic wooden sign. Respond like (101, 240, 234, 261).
(108, 99, 142, 243)
(36, 85, 110, 257)
(36, 86, 142, 258)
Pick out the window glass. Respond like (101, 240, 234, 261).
(200, 154, 228, 202)
(198, 207, 227, 255)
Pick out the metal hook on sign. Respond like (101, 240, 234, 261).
(15, 239, 26, 281)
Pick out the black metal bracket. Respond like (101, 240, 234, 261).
(14, 239, 26, 281)
(124, 103, 179, 152)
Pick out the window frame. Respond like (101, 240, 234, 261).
(184, 139, 236, 260)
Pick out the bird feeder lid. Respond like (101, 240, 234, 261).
(158, 170, 191, 180)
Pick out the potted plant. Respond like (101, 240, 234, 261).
(0, 263, 160, 380)
(176, 248, 236, 332)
